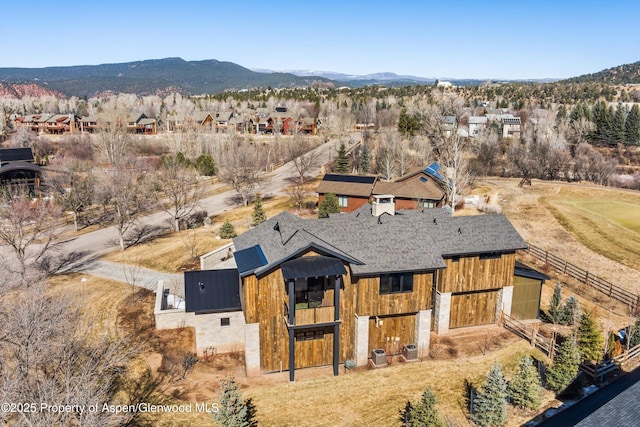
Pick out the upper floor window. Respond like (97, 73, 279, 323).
(337, 195, 348, 208)
(380, 273, 413, 294)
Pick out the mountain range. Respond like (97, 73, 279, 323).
(0, 58, 637, 98)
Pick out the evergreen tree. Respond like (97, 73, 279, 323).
(318, 192, 341, 218)
(629, 317, 640, 348)
(471, 362, 508, 427)
(612, 104, 627, 145)
(561, 296, 580, 327)
(195, 154, 217, 176)
(548, 284, 563, 324)
(398, 108, 420, 137)
(400, 387, 445, 427)
(212, 376, 257, 427)
(545, 337, 581, 394)
(360, 143, 371, 174)
(219, 219, 237, 239)
(250, 193, 266, 227)
(334, 142, 350, 174)
(576, 310, 603, 362)
(625, 104, 640, 145)
(508, 355, 541, 410)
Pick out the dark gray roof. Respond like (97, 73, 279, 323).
(281, 256, 347, 280)
(0, 148, 34, 164)
(184, 269, 242, 313)
(514, 261, 550, 281)
(233, 207, 526, 277)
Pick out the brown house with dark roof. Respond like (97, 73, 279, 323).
(316, 163, 447, 213)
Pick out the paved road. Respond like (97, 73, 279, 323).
(51, 136, 355, 276)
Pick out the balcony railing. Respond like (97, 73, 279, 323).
(285, 304, 335, 326)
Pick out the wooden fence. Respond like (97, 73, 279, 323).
(580, 344, 640, 382)
(501, 312, 557, 359)
(526, 244, 640, 314)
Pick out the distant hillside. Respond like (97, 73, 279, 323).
(0, 58, 331, 97)
(563, 61, 640, 85)
(0, 82, 65, 99)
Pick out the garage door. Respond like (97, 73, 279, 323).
(450, 290, 498, 329)
(511, 277, 542, 320)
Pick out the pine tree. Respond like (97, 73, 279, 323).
(471, 362, 508, 427)
(548, 284, 563, 324)
(399, 387, 445, 427)
(360, 143, 371, 174)
(508, 355, 541, 410)
(219, 219, 237, 239)
(250, 193, 266, 227)
(576, 310, 603, 362)
(612, 104, 627, 145)
(561, 296, 580, 327)
(195, 154, 217, 176)
(625, 104, 640, 145)
(545, 337, 581, 394)
(334, 142, 350, 174)
(629, 317, 640, 348)
(212, 376, 257, 427)
(318, 192, 341, 218)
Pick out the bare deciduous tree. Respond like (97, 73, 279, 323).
(441, 133, 472, 212)
(218, 136, 266, 206)
(46, 161, 95, 232)
(155, 156, 204, 232)
(0, 186, 61, 279)
(287, 136, 321, 185)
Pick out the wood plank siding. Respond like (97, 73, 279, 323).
(368, 314, 416, 355)
(354, 272, 433, 316)
(511, 276, 542, 320)
(450, 290, 498, 329)
(437, 253, 515, 294)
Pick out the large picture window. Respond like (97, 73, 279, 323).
(379, 273, 413, 294)
(337, 195, 348, 208)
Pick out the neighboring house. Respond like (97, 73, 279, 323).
(45, 114, 78, 134)
(373, 165, 447, 209)
(316, 163, 448, 212)
(502, 116, 521, 139)
(443, 115, 457, 137)
(468, 116, 488, 137)
(0, 147, 41, 191)
(158, 200, 535, 381)
(316, 174, 377, 213)
(16, 114, 50, 133)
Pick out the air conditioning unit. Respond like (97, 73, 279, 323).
(403, 344, 418, 361)
(371, 348, 387, 366)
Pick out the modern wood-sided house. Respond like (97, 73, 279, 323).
(502, 116, 522, 139)
(171, 199, 529, 381)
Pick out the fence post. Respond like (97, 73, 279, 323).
(531, 322, 537, 347)
(585, 270, 589, 284)
(563, 260, 567, 274)
(545, 250, 549, 265)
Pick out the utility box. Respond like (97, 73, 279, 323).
(403, 344, 418, 361)
(371, 348, 387, 366)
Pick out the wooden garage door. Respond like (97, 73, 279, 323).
(450, 290, 498, 329)
(511, 277, 542, 320)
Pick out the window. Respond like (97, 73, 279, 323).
(479, 252, 501, 260)
(379, 273, 413, 294)
(419, 176, 428, 183)
(220, 317, 230, 327)
(295, 277, 326, 309)
(418, 200, 435, 209)
(337, 195, 348, 208)
(450, 256, 460, 263)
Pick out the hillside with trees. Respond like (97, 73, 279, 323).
(563, 61, 640, 85)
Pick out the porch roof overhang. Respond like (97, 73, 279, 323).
(281, 256, 347, 280)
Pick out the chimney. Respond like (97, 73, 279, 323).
(372, 195, 395, 217)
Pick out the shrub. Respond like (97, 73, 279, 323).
(219, 219, 237, 239)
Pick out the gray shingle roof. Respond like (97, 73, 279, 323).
(233, 207, 526, 277)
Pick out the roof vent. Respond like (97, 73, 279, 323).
(433, 218, 437, 225)
(457, 227, 462, 234)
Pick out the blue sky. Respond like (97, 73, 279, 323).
(1, 0, 638, 79)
